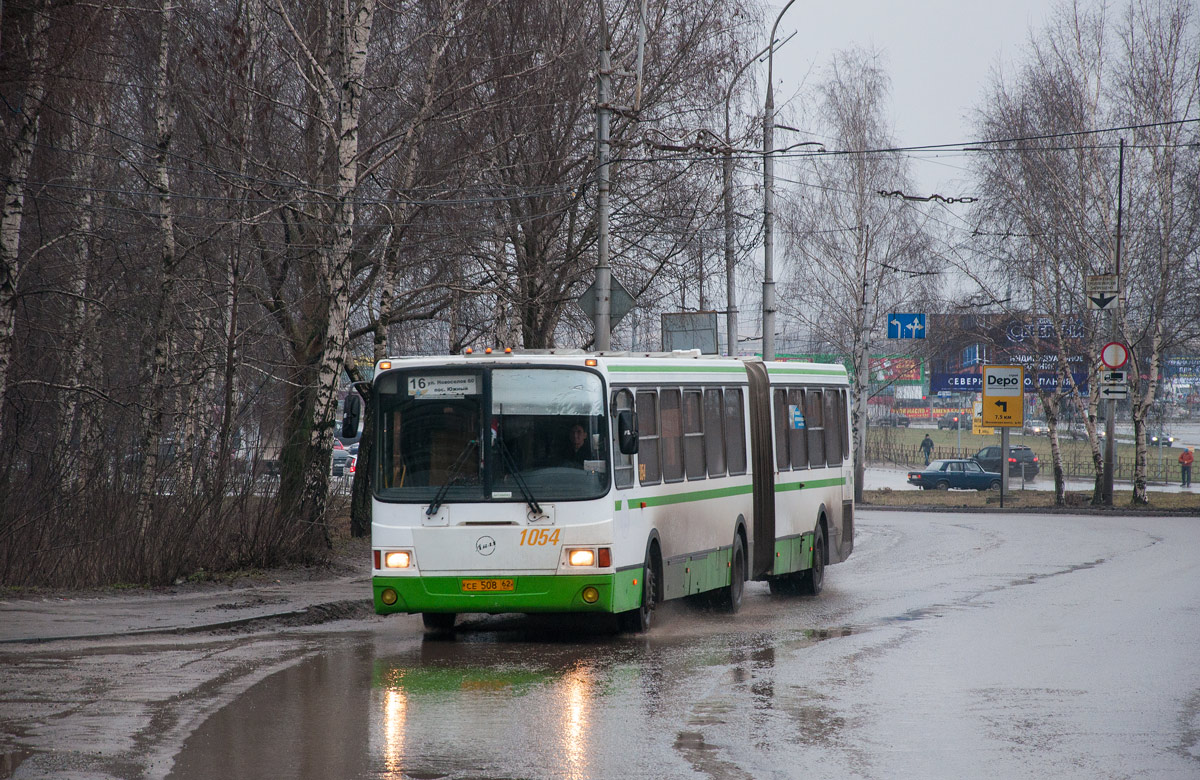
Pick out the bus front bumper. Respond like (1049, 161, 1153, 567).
(373, 570, 643, 616)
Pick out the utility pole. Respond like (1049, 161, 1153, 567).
(1101, 138, 1124, 505)
(593, 6, 613, 351)
(762, 0, 797, 361)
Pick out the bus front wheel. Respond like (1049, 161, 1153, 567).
(618, 548, 657, 633)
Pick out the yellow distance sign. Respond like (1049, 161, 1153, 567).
(982, 365, 1024, 427)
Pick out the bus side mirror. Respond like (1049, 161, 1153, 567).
(617, 410, 639, 455)
(342, 394, 361, 439)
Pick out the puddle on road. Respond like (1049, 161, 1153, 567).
(164, 617, 868, 780)
(1, 748, 34, 779)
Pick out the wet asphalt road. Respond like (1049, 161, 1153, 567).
(164, 509, 1200, 780)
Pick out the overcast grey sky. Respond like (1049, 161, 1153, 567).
(765, 0, 1055, 195)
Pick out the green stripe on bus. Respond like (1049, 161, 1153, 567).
(626, 477, 845, 508)
(775, 477, 847, 492)
(607, 364, 748, 373)
(766, 367, 848, 377)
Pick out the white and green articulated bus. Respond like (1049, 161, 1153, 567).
(345, 350, 853, 632)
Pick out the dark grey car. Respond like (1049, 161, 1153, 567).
(973, 444, 1040, 478)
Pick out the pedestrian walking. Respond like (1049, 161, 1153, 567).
(1179, 447, 1193, 487)
(920, 433, 934, 466)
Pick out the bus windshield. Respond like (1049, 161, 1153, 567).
(375, 366, 608, 503)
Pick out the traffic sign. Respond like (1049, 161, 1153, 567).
(578, 276, 635, 327)
(972, 402, 994, 434)
(1101, 369, 1127, 385)
(1086, 274, 1120, 310)
(1100, 341, 1129, 369)
(887, 313, 926, 339)
(981, 365, 1024, 427)
(1098, 384, 1128, 400)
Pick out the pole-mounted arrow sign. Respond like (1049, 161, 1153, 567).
(1088, 292, 1118, 310)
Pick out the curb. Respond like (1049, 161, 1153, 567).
(0, 598, 374, 646)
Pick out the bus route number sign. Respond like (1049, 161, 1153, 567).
(408, 375, 478, 398)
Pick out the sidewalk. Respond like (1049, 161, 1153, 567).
(0, 554, 372, 645)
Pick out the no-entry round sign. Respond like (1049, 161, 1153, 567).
(1101, 341, 1129, 369)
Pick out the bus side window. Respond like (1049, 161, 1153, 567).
(612, 388, 635, 489)
(660, 389, 684, 483)
(725, 387, 747, 475)
(636, 391, 661, 485)
(703, 388, 726, 477)
(840, 389, 850, 458)
(683, 390, 705, 480)
(773, 388, 790, 471)
(789, 388, 808, 469)
(824, 389, 844, 462)
(806, 389, 826, 468)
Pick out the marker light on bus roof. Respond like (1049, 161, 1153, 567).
(567, 549, 595, 567)
(379, 361, 392, 370)
(585, 359, 598, 366)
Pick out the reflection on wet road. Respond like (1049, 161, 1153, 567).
(167, 610, 856, 780)
(167, 510, 1200, 780)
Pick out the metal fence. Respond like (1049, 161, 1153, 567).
(867, 441, 1184, 485)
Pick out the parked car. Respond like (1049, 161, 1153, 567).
(332, 440, 350, 476)
(1023, 418, 1048, 436)
(973, 444, 1040, 479)
(876, 412, 910, 427)
(907, 459, 1002, 491)
(937, 412, 972, 431)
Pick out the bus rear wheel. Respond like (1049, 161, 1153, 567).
(715, 533, 746, 613)
(797, 525, 825, 596)
(618, 548, 657, 633)
(421, 612, 456, 631)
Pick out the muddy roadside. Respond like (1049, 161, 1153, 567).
(0, 537, 408, 780)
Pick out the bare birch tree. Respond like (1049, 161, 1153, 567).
(779, 47, 937, 502)
(0, 0, 53, 445)
(971, 0, 1200, 504)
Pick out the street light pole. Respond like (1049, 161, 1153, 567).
(722, 43, 773, 356)
(762, 0, 797, 361)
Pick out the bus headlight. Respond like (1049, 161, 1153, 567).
(581, 586, 599, 603)
(384, 550, 412, 569)
(567, 549, 595, 567)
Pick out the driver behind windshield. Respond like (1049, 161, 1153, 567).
(563, 422, 594, 468)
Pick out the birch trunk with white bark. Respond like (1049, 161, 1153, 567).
(134, 2, 179, 551)
(294, 0, 376, 547)
(0, 2, 52, 447)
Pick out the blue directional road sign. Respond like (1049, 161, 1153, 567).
(887, 313, 926, 339)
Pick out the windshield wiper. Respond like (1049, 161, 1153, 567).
(425, 439, 478, 516)
(495, 435, 543, 516)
